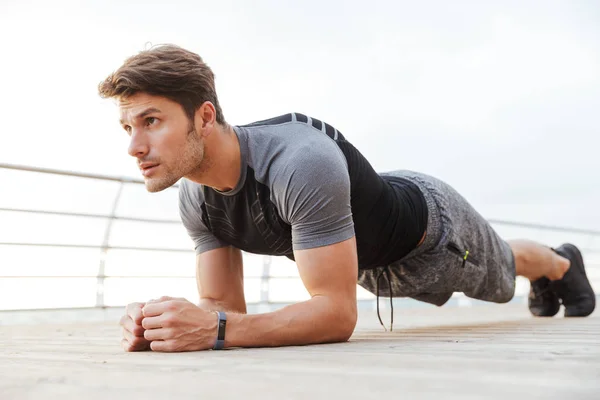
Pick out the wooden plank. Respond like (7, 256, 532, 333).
(0, 304, 598, 400)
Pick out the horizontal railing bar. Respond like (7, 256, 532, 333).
(2, 208, 599, 237)
(0, 300, 335, 313)
(2, 163, 599, 237)
(0, 207, 181, 224)
(0, 243, 192, 252)
(489, 219, 600, 236)
(0, 275, 303, 279)
(0, 162, 144, 184)
(1, 242, 598, 255)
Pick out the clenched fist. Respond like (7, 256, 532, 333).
(141, 296, 219, 352)
(119, 302, 151, 352)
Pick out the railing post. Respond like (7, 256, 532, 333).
(260, 255, 271, 311)
(96, 182, 125, 308)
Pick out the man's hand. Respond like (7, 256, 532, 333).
(119, 302, 151, 352)
(141, 297, 218, 352)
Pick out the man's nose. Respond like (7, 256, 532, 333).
(127, 130, 150, 158)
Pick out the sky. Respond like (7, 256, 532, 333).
(1, 0, 599, 228)
(0, 0, 599, 310)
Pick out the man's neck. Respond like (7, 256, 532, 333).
(186, 124, 242, 192)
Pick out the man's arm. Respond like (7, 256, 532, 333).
(178, 177, 245, 313)
(195, 246, 247, 314)
(139, 238, 357, 351)
(225, 236, 358, 347)
(141, 133, 358, 351)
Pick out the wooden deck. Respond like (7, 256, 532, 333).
(1, 303, 599, 400)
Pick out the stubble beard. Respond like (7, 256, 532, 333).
(145, 125, 208, 193)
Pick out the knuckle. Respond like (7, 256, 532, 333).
(122, 318, 130, 329)
(132, 311, 143, 323)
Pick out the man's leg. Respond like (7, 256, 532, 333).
(510, 240, 596, 317)
(508, 239, 569, 281)
(367, 170, 595, 318)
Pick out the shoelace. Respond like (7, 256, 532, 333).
(375, 266, 394, 332)
(530, 282, 551, 299)
(530, 276, 564, 303)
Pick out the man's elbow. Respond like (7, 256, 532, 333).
(332, 309, 357, 342)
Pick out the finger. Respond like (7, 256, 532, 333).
(122, 329, 151, 350)
(142, 300, 173, 318)
(126, 301, 145, 312)
(121, 337, 144, 352)
(123, 325, 147, 341)
(150, 340, 174, 352)
(121, 338, 133, 352)
(141, 315, 168, 330)
(144, 327, 172, 341)
(127, 303, 145, 325)
(121, 316, 145, 337)
(122, 326, 135, 344)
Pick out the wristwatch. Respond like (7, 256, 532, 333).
(213, 311, 227, 350)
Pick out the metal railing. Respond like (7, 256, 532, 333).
(1, 162, 599, 311)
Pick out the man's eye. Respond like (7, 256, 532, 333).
(146, 117, 157, 126)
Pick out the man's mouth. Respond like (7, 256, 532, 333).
(140, 163, 160, 177)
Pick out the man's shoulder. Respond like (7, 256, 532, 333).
(238, 112, 342, 140)
(238, 113, 297, 129)
(238, 113, 346, 185)
(178, 178, 204, 207)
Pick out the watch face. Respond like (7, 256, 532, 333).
(218, 317, 227, 340)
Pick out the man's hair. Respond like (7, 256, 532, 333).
(98, 44, 225, 125)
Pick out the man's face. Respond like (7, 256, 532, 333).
(119, 93, 205, 192)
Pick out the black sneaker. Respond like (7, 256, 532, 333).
(528, 277, 560, 317)
(552, 243, 596, 317)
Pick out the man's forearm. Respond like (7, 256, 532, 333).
(225, 296, 356, 348)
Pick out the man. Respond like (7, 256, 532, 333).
(99, 44, 596, 353)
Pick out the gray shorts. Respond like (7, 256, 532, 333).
(358, 170, 517, 306)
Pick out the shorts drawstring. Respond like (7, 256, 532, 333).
(376, 266, 394, 332)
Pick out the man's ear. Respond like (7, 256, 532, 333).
(195, 101, 217, 131)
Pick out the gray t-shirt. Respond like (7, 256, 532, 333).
(178, 113, 355, 256)
(179, 113, 428, 269)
